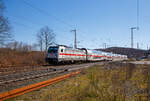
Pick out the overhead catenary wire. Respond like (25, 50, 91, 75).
(8, 15, 79, 48)
(11, 20, 33, 29)
(6, 0, 93, 48)
(21, 0, 91, 47)
(21, 0, 75, 29)
(8, 14, 42, 27)
(4, 0, 72, 33)
(21, 0, 85, 47)
(7, 12, 75, 43)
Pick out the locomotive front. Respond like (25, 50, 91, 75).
(45, 46, 59, 64)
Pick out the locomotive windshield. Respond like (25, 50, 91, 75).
(48, 47, 58, 53)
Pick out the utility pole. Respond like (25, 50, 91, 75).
(71, 29, 77, 49)
(130, 27, 137, 48)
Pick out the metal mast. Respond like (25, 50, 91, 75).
(130, 0, 140, 48)
(137, 0, 139, 30)
(131, 27, 137, 48)
(71, 29, 77, 49)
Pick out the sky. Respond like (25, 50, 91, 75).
(3, 0, 150, 49)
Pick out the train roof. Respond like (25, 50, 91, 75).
(49, 45, 72, 48)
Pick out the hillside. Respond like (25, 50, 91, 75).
(96, 47, 148, 58)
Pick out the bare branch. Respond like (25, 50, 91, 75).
(36, 26, 56, 51)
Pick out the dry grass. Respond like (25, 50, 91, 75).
(7, 62, 150, 101)
(0, 48, 46, 67)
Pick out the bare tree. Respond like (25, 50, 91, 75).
(37, 32, 43, 51)
(0, 0, 12, 47)
(37, 26, 55, 51)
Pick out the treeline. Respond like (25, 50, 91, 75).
(0, 0, 56, 67)
(5, 41, 37, 52)
(0, 48, 46, 67)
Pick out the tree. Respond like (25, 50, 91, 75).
(37, 26, 55, 51)
(37, 32, 43, 51)
(0, 0, 12, 47)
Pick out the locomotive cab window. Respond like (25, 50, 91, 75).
(48, 47, 58, 53)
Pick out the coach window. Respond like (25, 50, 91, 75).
(61, 49, 63, 52)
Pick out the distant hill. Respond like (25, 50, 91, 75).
(96, 47, 148, 58)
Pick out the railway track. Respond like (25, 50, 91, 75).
(0, 61, 112, 101)
(0, 65, 54, 75)
(0, 62, 106, 93)
(0, 62, 95, 75)
(0, 68, 65, 85)
(0, 71, 81, 101)
(0, 63, 95, 85)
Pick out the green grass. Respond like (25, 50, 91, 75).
(7, 62, 150, 101)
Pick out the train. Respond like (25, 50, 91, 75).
(45, 45, 128, 64)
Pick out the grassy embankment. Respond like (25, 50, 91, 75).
(7, 62, 150, 101)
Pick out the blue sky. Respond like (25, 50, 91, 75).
(3, 0, 150, 49)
